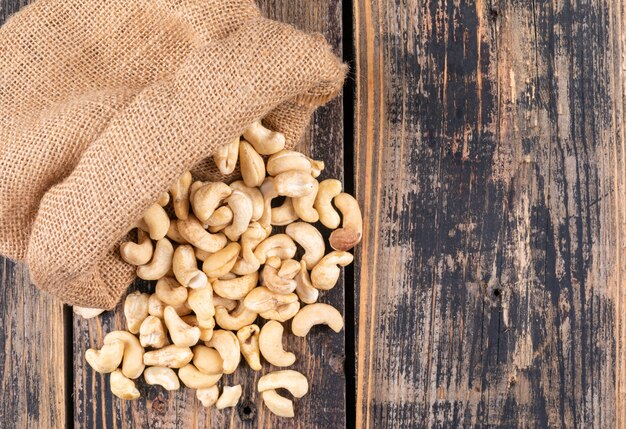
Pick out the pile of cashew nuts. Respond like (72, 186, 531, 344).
(79, 121, 362, 418)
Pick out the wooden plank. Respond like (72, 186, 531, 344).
(0, 1, 68, 428)
(73, 1, 346, 428)
(354, 0, 624, 427)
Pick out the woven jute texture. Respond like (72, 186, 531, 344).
(0, 0, 346, 308)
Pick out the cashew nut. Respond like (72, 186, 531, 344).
(243, 287, 298, 313)
(136, 238, 174, 280)
(329, 193, 363, 251)
(231, 222, 268, 275)
(292, 179, 319, 223)
(259, 177, 278, 227)
(202, 242, 240, 278)
(192, 345, 223, 375)
(197, 385, 220, 407)
(182, 315, 214, 341)
(164, 306, 201, 347)
(236, 324, 261, 371)
(239, 140, 266, 187)
(194, 247, 211, 262)
(143, 345, 193, 368)
(253, 234, 297, 265)
(206, 330, 240, 374)
(148, 294, 166, 318)
(178, 364, 222, 389)
(274, 170, 317, 198)
(120, 230, 153, 265)
(295, 260, 318, 304)
(110, 370, 140, 400)
(143, 203, 170, 240)
(85, 339, 124, 374)
(213, 295, 237, 312)
(243, 121, 286, 155)
(173, 245, 208, 289)
(230, 180, 264, 221)
(314, 179, 342, 229)
(285, 222, 325, 269)
(169, 171, 193, 220)
(271, 198, 299, 226)
(123, 291, 149, 334)
(187, 285, 215, 321)
(155, 277, 187, 306)
(213, 272, 258, 300)
(278, 259, 301, 278)
(205, 206, 233, 228)
(223, 191, 253, 242)
(266, 150, 312, 176)
(157, 192, 170, 207)
(213, 137, 240, 175)
(262, 258, 297, 294)
(73, 306, 105, 319)
(104, 331, 145, 379)
(257, 370, 308, 398)
(215, 385, 243, 409)
(262, 390, 294, 418)
(310, 251, 353, 290)
(215, 301, 258, 331)
(139, 315, 169, 348)
(191, 182, 232, 224)
(291, 303, 344, 337)
(259, 301, 300, 322)
(166, 220, 189, 244)
(177, 215, 227, 253)
(258, 320, 296, 367)
(143, 366, 180, 391)
(308, 157, 325, 178)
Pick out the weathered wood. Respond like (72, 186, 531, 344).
(354, 0, 623, 427)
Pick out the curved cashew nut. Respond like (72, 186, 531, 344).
(205, 206, 233, 228)
(278, 259, 301, 278)
(148, 294, 166, 318)
(274, 170, 317, 198)
(224, 190, 253, 241)
(258, 177, 278, 227)
(291, 303, 344, 337)
(104, 331, 145, 379)
(308, 157, 325, 178)
(243, 287, 298, 313)
(73, 306, 105, 319)
(271, 197, 299, 226)
(166, 220, 189, 244)
(136, 238, 174, 280)
(123, 292, 149, 334)
(110, 370, 140, 400)
(157, 192, 170, 207)
(173, 245, 208, 289)
(266, 150, 312, 176)
(215, 385, 243, 409)
(202, 242, 240, 278)
(139, 315, 169, 348)
(314, 179, 342, 229)
(143, 203, 170, 240)
(292, 179, 319, 223)
(257, 370, 309, 398)
(192, 345, 223, 375)
(212, 272, 258, 300)
(295, 261, 318, 304)
(243, 121, 286, 155)
(120, 230, 153, 266)
(169, 171, 193, 220)
(155, 277, 188, 306)
(286, 222, 325, 269)
(259, 301, 300, 322)
(215, 301, 258, 331)
(262, 258, 297, 294)
(187, 285, 215, 321)
(194, 247, 211, 262)
(237, 324, 261, 371)
(262, 390, 294, 418)
(182, 315, 214, 341)
(143, 345, 193, 368)
(230, 180, 264, 221)
(231, 222, 268, 275)
(239, 140, 266, 188)
(329, 193, 363, 251)
(191, 182, 232, 224)
(213, 295, 238, 312)
(206, 330, 241, 374)
(177, 215, 227, 253)
(213, 137, 240, 175)
(259, 320, 296, 367)
(178, 364, 222, 389)
(144, 366, 180, 391)
(164, 306, 201, 347)
(85, 339, 124, 374)
(253, 234, 297, 265)
(197, 385, 220, 407)
(310, 251, 353, 290)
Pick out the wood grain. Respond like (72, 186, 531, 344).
(353, 0, 624, 427)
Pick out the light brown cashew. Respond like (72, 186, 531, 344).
(143, 203, 170, 240)
(310, 251, 354, 290)
(206, 330, 240, 374)
(197, 385, 220, 408)
(274, 170, 317, 198)
(164, 306, 201, 347)
(194, 248, 211, 262)
(173, 245, 209, 289)
(292, 179, 319, 223)
(314, 179, 342, 229)
(189, 180, 205, 200)
(257, 370, 309, 398)
(266, 150, 311, 176)
(120, 230, 153, 266)
(329, 193, 363, 251)
(187, 285, 215, 321)
(213, 272, 258, 300)
(85, 339, 124, 374)
(278, 259, 301, 279)
(192, 345, 223, 375)
(308, 157, 325, 178)
(148, 294, 166, 318)
(213, 295, 238, 312)
(239, 140, 266, 187)
(213, 137, 240, 175)
(215, 301, 258, 331)
(230, 181, 264, 221)
(291, 303, 344, 337)
(177, 215, 227, 253)
(178, 364, 222, 389)
(243, 121, 286, 155)
(258, 320, 295, 367)
(166, 220, 189, 244)
(143, 345, 193, 368)
(253, 234, 297, 265)
(262, 260, 297, 294)
(231, 222, 268, 275)
(123, 292, 149, 334)
(110, 370, 140, 400)
(259, 301, 300, 322)
(243, 287, 298, 313)
(104, 331, 145, 379)
(202, 242, 240, 278)
(271, 198, 299, 226)
(295, 261, 318, 304)
(157, 192, 170, 207)
(262, 390, 294, 418)
(136, 238, 174, 280)
(182, 315, 214, 341)
(285, 222, 325, 269)
(143, 367, 180, 391)
(191, 182, 232, 224)
(216, 385, 243, 409)
(236, 324, 261, 371)
(224, 191, 253, 241)
(169, 171, 193, 220)
(73, 306, 105, 319)
(205, 206, 233, 228)
(139, 315, 169, 348)
(155, 277, 187, 306)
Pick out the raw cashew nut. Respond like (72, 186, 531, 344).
(139, 315, 169, 348)
(259, 177, 278, 227)
(178, 364, 222, 389)
(257, 370, 309, 398)
(197, 385, 220, 407)
(285, 222, 325, 269)
(187, 285, 215, 321)
(213, 272, 258, 300)
(155, 277, 188, 306)
(253, 234, 297, 265)
(166, 220, 189, 244)
(136, 238, 174, 280)
(173, 245, 208, 289)
(206, 330, 241, 374)
(262, 259, 297, 294)
(123, 292, 149, 334)
(85, 340, 124, 374)
(278, 259, 301, 279)
(314, 179, 342, 229)
(120, 230, 153, 265)
(164, 306, 201, 347)
(144, 367, 180, 391)
(310, 251, 354, 290)
(259, 301, 300, 322)
(213, 137, 240, 175)
(236, 324, 261, 371)
(206, 206, 233, 229)
(213, 295, 238, 312)
(291, 303, 344, 337)
(274, 170, 317, 198)
(143, 203, 170, 240)
(259, 320, 296, 367)
(215, 385, 243, 409)
(104, 331, 145, 379)
(194, 248, 211, 262)
(239, 140, 266, 187)
(329, 193, 363, 251)
(292, 179, 319, 223)
(243, 121, 286, 155)
(308, 157, 325, 177)
(202, 242, 240, 278)
(143, 345, 193, 368)
(230, 181, 264, 221)
(148, 294, 166, 318)
(224, 190, 253, 241)
(182, 315, 214, 341)
(231, 222, 268, 275)
(177, 215, 227, 253)
(157, 192, 170, 207)
(243, 287, 298, 313)
(266, 150, 312, 176)
(295, 261, 319, 304)
(192, 345, 223, 375)
(110, 370, 140, 400)
(73, 306, 105, 319)
(271, 198, 299, 226)
(191, 182, 232, 224)
(215, 301, 258, 331)
(262, 390, 294, 418)
(169, 171, 193, 220)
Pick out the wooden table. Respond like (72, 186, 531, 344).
(1, 0, 624, 427)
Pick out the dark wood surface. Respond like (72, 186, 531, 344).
(1, 0, 624, 428)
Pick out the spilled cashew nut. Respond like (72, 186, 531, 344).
(123, 292, 149, 334)
(177, 215, 227, 253)
(148, 294, 166, 318)
(295, 260, 319, 304)
(155, 277, 187, 306)
(274, 170, 317, 198)
(257, 370, 308, 398)
(197, 385, 220, 407)
(253, 234, 297, 265)
(259, 301, 300, 322)
(192, 345, 223, 375)
(110, 370, 140, 400)
(215, 385, 243, 409)
(243, 287, 298, 313)
(169, 171, 193, 220)
(73, 306, 105, 319)
(285, 222, 325, 269)
(213, 295, 238, 312)
(139, 315, 169, 348)
(310, 251, 354, 290)
(239, 140, 266, 187)
(278, 259, 301, 278)
(164, 306, 201, 347)
(178, 364, 222, 389)
(213, 272, 258, 300)
(315, 179, 342, 229)
(258, 320, 296, 367)
(85, 340, 124, 374)
(271, 198, 299, 226)
(243, 121, 286, 155)
(292, 179, 319, 223)
(266, 150, 312, 176)
(166, 220, 189, 244)
(143, 203, 170, 240)
(143, 367, 180, 391)
(206, 330, 241, 374)
(143, 345, 193, 368)
(259, 177, 278, 227)
(157, 192, 170, 207)
(173, 245, 208, 289)
(291, 303, 344, 337)
(224, 190, 253, 241)
(136, 238, 174, 280)
(202, 242, 240, 278)
(231, 222, 268, 275)
(262, 390, 294, 418)
(230, 180, 264, 221)
(182, 315, 214, 341)
(262, 258, 297, 294)
(329, 193, 363, 251)
(187, 285, 215, 321)
(104, 331, 145, 379)
(308, 157, 325, 177)
(206, 206, 233, 229)
(215, 301, 258, 331)
(120, 230, 153, 265)
(236, 324, 261, 371)
(191, 182, 232, 224)
(213, 137, 240, 175)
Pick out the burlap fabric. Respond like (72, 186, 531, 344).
(0, 0, 346, 308)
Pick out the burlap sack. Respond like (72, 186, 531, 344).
(0, 0, 346, 308)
